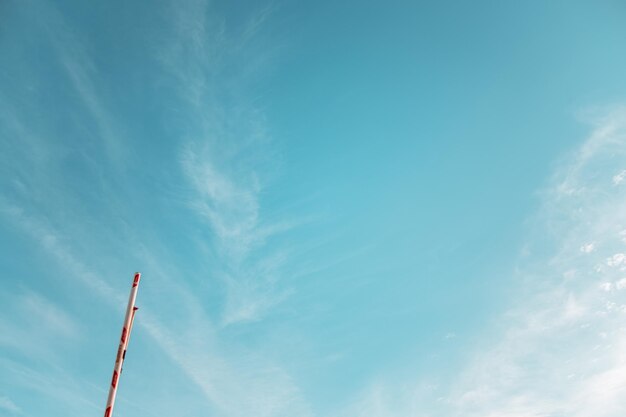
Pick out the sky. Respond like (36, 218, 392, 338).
(1, 0, 626, 416)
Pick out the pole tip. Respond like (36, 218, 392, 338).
(133, 272, 141, 287)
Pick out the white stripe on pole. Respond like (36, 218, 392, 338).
(104, 272, 141, 417)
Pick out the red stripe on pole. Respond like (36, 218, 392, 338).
(112, 370, 118, 388)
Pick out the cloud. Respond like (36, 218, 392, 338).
(0, 396, 21, 415)
(0, 357, 105, 417)
(1, 187, 311, 417)
(580, 242, 595, 253)
(0, 1, 312, 415)
(137, 305, 312, 417)
(442, 107, 626, 417)
(159, 0, 298, 326)
(181, 145, 263, 259)
(0, 283, 81, 362)
(20, 292, 80, 337)
(181, 140, 299, 325)
(17, 0, 126, 162)
(0, 201, 122, 302)
(332, 106, 626, 417)
(607, 253, 626, 268)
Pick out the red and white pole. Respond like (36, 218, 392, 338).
(104, 272, 141, 417)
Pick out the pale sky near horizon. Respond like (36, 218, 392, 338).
(2, 1, 626, 416)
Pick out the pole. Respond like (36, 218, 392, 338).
(104, 272, 141, 417)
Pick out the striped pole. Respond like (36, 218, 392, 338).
(104, 272, 141, 417)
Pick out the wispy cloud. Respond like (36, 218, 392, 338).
(0, 357, 105, 417)
(1, 155, 311, 417)
(332, 106, 626, 417)
(141, 311, 313, 417)
(442, 107, 626, 417)
(157, 0, 298, 326)
(0, 201, 121, 302)
(0, 396, 21, 415)
(0, 1, 311, 416)
(9, 0, 128, 163)
(181, 145, 264, 259)
(0, 286, 81, 367)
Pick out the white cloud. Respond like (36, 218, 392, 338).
(21, 0, 126, 162)
(607, 253, 626, 267)
(0, 1, 312, 415)
(441, 107, 626, 417)
(2, 157, 311, 417)
(0, 396, 21, 415)
(163, 0, 299, 327)
(181, 146, 263, 259)
(20, 292, 80, 338)
(613, 170, 626, 185)
(580, 242, 595, 253)
(0, 283, 81, 363)
(0, 357, 105, 416)
(2, 189, 312, 417)
(331, 107, 626, 417)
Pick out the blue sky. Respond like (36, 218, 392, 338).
(2, 0, 626, 416)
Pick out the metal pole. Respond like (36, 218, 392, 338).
(104, 272, 141, 417)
